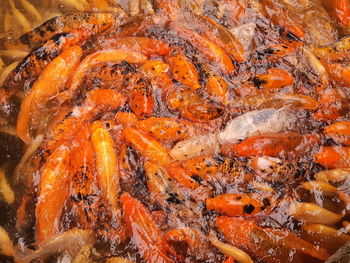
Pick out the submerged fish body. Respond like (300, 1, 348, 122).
(15, 229, 94, 263)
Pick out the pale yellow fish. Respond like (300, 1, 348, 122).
(290, 202, 343, 225)
(301, 181, 338, 197)
(9, 0, 32, 32)
(0, 50, 28, 60)
(208, 232, 253, 263)
(315, 169, 350, 183)
(129, 0, 140, 16)
(106, 257, 135, 263)
(0, 167, 15, 204)
(0, 125, 17, 137)
(251, 181, 275, 193)
(303, 224, 350, 243)
(0, 226, 15, 257)
(0, 57, 5, 74)
(4, 8, 15, 32)
(140, 0, 154, 15)
(14, 135, 44, 184)
(15, 229, 94, 263)
(72, 245, 91, 263)
(59, 0, 89, 11)
(91, 121, 120, 208)
(19, 0, 43, 21)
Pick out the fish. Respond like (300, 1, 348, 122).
(171, 108, 296, 160)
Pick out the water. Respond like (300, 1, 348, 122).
(0, 0, 350, 262)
